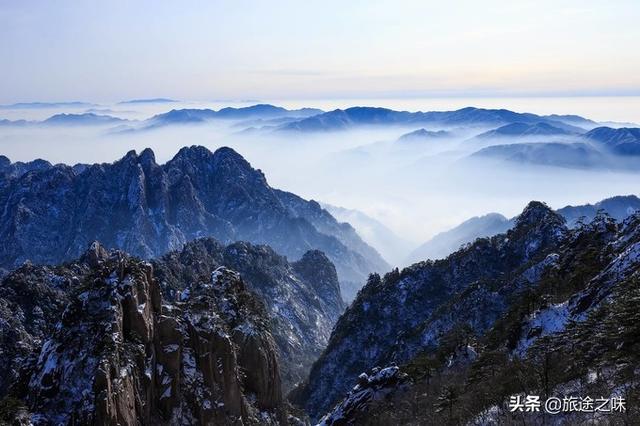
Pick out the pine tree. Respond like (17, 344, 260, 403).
(435, 385, 459, 422)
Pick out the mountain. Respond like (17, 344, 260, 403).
(0, 101, 93, 109)
(0, 146, 387, 300)
(406, 213, 513, 264)
(396, 128, 451, 143)
(0, 156, 52, 183)
(152, 238, 345, 390)
(279, 106, 592, 132)
(214, 104, 322, 120)
(0, 243, 291, 424)
(470, 142, 608, 169)
(145, 109, 218, 126)
(474, 122, 575, 139)
(0, 119, 29, 127)
(558, 194, 640, 227)
(406, 195, 640, 265)
(321, 203, 411, 266)
(152, 108, 220, 126)
(295, 202, 640, 424)
(43, 113, 127, 126)
(584, 126, 640, 155)
(294, 201, 567, 419)
(119, 98, 178, 104)
(542, 113, 599, 129)
(145, 104, 323, 130)
(0, 113, 125, 127)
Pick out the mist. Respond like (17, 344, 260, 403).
(1, 100, 639, 267)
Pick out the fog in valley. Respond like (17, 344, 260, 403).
(1, 99, 639, 266)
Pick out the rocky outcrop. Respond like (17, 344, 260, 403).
(152, 238, 345, 391)
(296, 201, 568, 420)
(0, 262, 75, 397)
(0, 146, 388, 299)
(299, 204, 640, 424)
(0, 156, 52, 184)
(292, 250, 343, 322)
(317, 367, 410, 426)
(1, 244, 288, 425)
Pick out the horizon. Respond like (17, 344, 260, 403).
(4, 96, 640, 126)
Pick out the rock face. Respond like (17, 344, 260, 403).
(0, 146, 388, 299)
(298, 202, 640, 424)
(0, 243, 288, 425)
(317, 366, 410, 426)
(0, 156, 52, 183)
(0, 262, 71, 397)
(152, 238, 345, 390)
(296, 201, 568, 419)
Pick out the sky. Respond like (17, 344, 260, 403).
(1, 0, 640, 103)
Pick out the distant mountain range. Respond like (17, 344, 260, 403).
(43, 112, 128, 126)
(0, 113, 128, 127)
(396, 128, 452, 143)
(558, 194, 640, 227)
(321, 203, 411, 266)
(406, 195, 640, 263)
(0, 146, 388, 300)
(142, 104, 323, 130)
(584, 126, 640, 155)
(474, 122, 576, 139)
(0, 104, 324, 130)
(118, 98, 178, 104)
(465, 125, 640, 170)
(0, 101, 94, 109)
(542, 113, 598, 128)
(406, 213, 513, 264)
(470, 142, 608, 169)
(277, 106, 594, 132)
(3, 104, 639, 162)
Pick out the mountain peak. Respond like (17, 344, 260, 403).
(125, 149, 138, 158)
(509, 201, 567, 244)
(171, 145, 214, 162)
(516, 201, 563, 227)
(398, 128, 450, 142)
(171, 145, 247, 164)
(212, 146, 245, 161)
(139, 147, 156, 165)
(80, 241, 109, 267)
(0, 155, 11, 168)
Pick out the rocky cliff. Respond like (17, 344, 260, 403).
(298, 202, 640, 424)
(0, 146, 388, 300)
(0, 243, 290, 425)
(152, 238, 345, 390)
(295, 201, 567, 419)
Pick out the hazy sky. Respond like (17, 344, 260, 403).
(1, 0, 639, 103)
